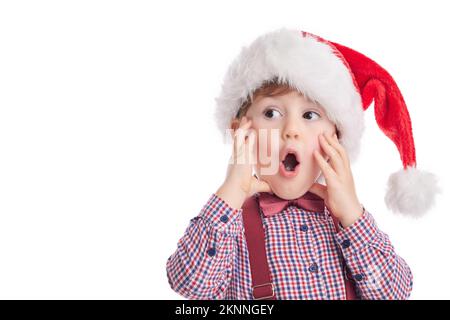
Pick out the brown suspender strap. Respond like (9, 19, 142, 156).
(241, 196, 276, 300)
(242, 195, 358, 300)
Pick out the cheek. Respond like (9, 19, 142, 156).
(309, 130, 333, 157)
(304, 135, 321, 155)
(255, 128, 279, 161)
(302, 134, 328, 165)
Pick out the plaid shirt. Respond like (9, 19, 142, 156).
(167, 193, 413, 300)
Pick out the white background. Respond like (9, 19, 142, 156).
(0, 0, 448, 299)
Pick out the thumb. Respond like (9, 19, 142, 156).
(251, 175, 272, 194)
(309, 182, 327, 200)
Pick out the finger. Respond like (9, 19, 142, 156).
(313, 149, 337, 183)
(252, 175, 272, 194)
(234, 118, 252, 142)
(319, 133, 344, 174)
(308, 182, 327, 200)
(256, 180, 272, 193)
(234, 124, 255, 165)
(327, 132, 350, 168)
(238, 118, 254, 146)
(232, 129, 245, 163)
(238, 116, 252, 130)
(231, 116, 250, 135)
(245, 128, 257, 165)
(233, 133, 247, 164)
(233, 119, 251, 147)
(232, 116, 255, 165)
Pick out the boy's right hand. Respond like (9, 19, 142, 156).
(216, 116, 272, 210)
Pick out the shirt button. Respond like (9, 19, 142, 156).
(220, 215, 229, 223)
(342, 239, 351, 249)
(354, 274, 364, 281)
(300, 225, 308, 232)
(308, 263, 318, 273)
(207, 247, 216, 257)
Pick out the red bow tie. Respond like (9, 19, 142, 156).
(257, 191, 325, 217)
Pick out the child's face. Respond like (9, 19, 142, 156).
(244, 90, 337, 200)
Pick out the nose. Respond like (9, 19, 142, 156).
(282, 117, 301, 141)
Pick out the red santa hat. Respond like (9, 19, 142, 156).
(214, 28, 439, 216)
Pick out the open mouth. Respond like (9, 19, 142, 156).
(282, 153, 300, 172)
(279, 148, 301, 178)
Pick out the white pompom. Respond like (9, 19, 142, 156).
(385, 166, 440, 217)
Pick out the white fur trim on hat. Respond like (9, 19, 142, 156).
(214, 27, 364, 161)
(385, 166, 440, 216)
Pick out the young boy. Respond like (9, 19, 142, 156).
(166, 28, 438, 300)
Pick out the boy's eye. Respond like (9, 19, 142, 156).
(263, 108, 282, 119)
(303, 111, 321, 120)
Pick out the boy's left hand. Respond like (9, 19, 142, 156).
(309, 132, 363, 228)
